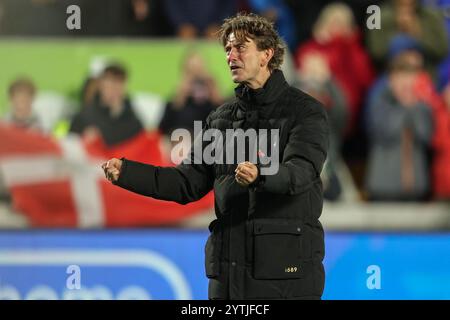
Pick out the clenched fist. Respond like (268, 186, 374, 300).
(235, 162, 258, 187)
(101, 158, 123, 183)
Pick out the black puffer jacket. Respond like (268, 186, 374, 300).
(115, 70, 329, 299)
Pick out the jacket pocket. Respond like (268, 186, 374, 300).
(205, 219, 222, 278)
(253, 219, 304, 280)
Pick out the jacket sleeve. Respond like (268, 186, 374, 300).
(113, 120, 214, 205)
(254, 101, 329, 195)
(367, 92, 433, 144)
(417, 9, 448, 63)
(407, 102, 434, 145)
(368, 95, 408, 143)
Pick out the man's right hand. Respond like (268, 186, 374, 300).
(101, 158, 123, 183)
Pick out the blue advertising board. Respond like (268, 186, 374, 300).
(0, 230, 450, 299)
(322, 232, 450, 299)
(0, 230, 209, 300)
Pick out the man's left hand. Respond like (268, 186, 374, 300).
(235, 162, 258, 186)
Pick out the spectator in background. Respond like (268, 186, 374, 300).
(3, 78, 41, 131)
(295, 2, 374, 133)
(365, 34, 425, 117)
(285, 0, 385, 48)
(294, 52, 348, 201)
(69, 63, 143, 146)
(122, 0, 157, 36)
(121, 0, 172, 37)
(412, 64, 450, 200)
(422, 0, 450, 95)
(1, 77, 41, 205)
(365, 44, 434, 201)
(159, 52, 222, 162)
(163, 0, 237, 39)
(432, 73, 450, 199)
(367, 0, 448, 76)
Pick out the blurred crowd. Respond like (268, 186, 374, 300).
(2, 0, 450, 204)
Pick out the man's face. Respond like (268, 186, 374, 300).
(99, 74, 126, 107)
(10, 90, 34, 120)
(184, 53, 207, 78)
(225, 32, 267, 84)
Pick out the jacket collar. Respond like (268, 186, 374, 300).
(234, 69, 289, 108)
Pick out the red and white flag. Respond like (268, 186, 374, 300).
(0, 124, 214, 227)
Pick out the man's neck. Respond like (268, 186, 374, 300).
(245, 68, 272, 90)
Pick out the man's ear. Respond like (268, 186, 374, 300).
(261, 48, 275, 67)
